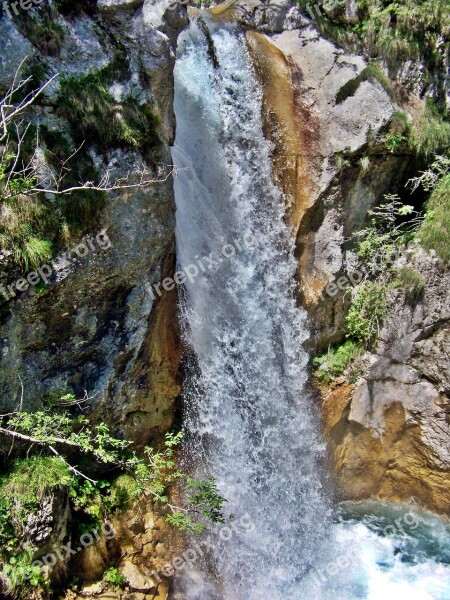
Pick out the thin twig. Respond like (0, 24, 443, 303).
(48, 445, 97, 484)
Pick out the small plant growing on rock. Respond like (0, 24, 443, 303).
(335, 153, 351, 170)
(313, 340, 363, 382)
(103, 567, 126, 591)
(385, 132, 407, 153)
(395, 267, 426, 304)
(345, 194, 425, 347)
(346, 281, 389, 345)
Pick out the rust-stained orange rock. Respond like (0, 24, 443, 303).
(121, 248, 181, 447)
(246, 31, 320, 236)
(321, 385, 450, 516)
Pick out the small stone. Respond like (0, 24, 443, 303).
(120, 560, 156, 592)
(80, 581, 103, 595)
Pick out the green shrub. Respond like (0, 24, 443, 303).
(313, 341, 363, 382)
(69, 474, 141, 521)
(347, 281, 389, 345)
(395, 267, 426, 304)
(1, 407, 228, 535)
(69, 479, 110, 522)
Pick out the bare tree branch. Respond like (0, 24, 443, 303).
(0, 58, 59, 143)
(48, 445, 97, 484)
(17, 167, 178, 197)
(1, 60, 179, 204)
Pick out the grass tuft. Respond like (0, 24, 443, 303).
(410, 100, 450, 158)
(108, 474, 142, 511)
(0, 456, 72, 508)
(56, 73, 162, 154)
(359, 155, 371, 173)
(395, 267, 426, 304)
(419, 173, 450, 263)
(12, 5, 65, 57)
(313, 340, 363, 382)
(0, 194, 56, 271)
(336, 63, 395, 105)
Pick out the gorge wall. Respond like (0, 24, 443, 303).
(0, 1, 187, 597)
(0, 0, 449, 598)
(0, 0, 186, 445)
(238, 4, 450, 516)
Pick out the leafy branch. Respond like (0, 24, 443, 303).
(0, 397, 227, 534)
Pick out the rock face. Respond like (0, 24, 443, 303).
(26, 491, 72, 587)
(246, 24, 410, 347)
(0, 2, 188, 595)
(0, 1, 187, 444)
(322, 248, 450, 515)
(68, 495, 172, 599)
(244, 12, 450, 515)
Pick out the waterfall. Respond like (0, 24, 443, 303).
(172, 20, 330, 599)
(171, 18, 450, 600)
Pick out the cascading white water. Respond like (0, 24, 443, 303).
(172, 20, 330, 599)
(171, 18, 450, 600)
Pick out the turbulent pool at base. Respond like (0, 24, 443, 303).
(171, 19, 450, 600)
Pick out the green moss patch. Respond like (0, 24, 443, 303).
(56, 72, 162, 155)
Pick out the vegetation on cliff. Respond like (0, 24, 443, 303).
(313, 340, 363, 382)
(301, 0, 449, 103)
(314, 153, 449, 381)
(412, 154, 450, 262)
(0, 392, 227, 597)
(0, 63, 163, 279)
